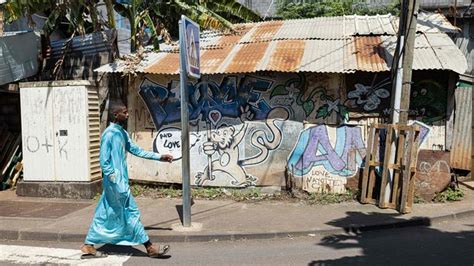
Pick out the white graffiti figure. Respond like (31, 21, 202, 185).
(347, 78, 390, 111)
(195, 107, 289, 187)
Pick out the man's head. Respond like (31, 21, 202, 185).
(109, 100, 128, 125)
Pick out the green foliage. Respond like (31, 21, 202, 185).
(433, 187, 465, 203)
(4, 0, 261, 53)
(413, 193, 427, 204)
(307, 189, 356, 205)
(4, 0, 102, 36)
(129, 183, 357, 205)
(276, 0, 400, 19)
(192, 187, 226, 199)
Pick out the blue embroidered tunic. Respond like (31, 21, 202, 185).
(85, 123, 161, 245)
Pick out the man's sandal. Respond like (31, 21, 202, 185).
(80, 252, 108, 259)
(146, 244, 170, 258)
(80, 244, 107, 259)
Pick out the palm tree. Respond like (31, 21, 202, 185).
(3, 0, 103, 36)
(3, 0, 261, 52)
(114, 0, 261, 52)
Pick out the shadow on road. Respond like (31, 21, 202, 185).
(97, 244, 171, 259)
(309, 211, 474, 265)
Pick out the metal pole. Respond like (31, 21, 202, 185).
(179, 19, 191, 227)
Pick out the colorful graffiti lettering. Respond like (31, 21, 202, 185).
(139, 76, 274, 129)
(288, 125, 367, 177)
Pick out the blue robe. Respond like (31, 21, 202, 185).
(85, 123, 161, 245)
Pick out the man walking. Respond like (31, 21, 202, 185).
(81, 100, 173, 258)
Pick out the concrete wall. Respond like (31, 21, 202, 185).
(125, 71, 449, 192)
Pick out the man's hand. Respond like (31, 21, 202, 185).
(161, 154, 173, 163)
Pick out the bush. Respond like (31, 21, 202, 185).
(433, 187, 465, 203)
(276, 0, 400, 19)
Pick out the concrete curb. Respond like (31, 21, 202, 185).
(1, 209, 473, 243)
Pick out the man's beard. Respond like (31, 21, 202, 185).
(115, 118, 128, 127)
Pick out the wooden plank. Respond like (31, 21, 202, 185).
(406, 129, 420, 211)
(369, 162, 383, 167)
(378, 125, 393, 208)
(360, 125, 375, 203)
(367, 128, 381, 201)
(392, 131, 406, 207)
(400, 127, 416, 213)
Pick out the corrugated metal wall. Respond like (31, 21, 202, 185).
(450, 83, 472, 170)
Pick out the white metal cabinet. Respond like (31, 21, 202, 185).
(20, 81, 101, 182)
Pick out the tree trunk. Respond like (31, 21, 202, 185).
(0, 7, 4, 36)
(104, 0, 116, 29)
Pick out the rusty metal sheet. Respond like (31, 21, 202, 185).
(201, 25, 252, 49)
(265, 40, 305, 72)
(144, 53, 179, 74)
(240, 20, 283, 43)
(96, 13, 467, 75)
(200, 46, 234, 73)
(450, 86, 472, 170)
(354, 36, 389, 72)
(224, 42, 270, 73)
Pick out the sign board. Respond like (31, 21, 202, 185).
(181, 15, 200, 79)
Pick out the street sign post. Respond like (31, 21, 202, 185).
(183, 16, 200, 79)
(179, 15, 200, 227)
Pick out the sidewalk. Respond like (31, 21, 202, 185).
(0, 189, 473, 243)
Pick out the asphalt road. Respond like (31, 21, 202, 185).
(1, 217, 473, 265)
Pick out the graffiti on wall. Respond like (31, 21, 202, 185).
(139, 76, 291, 187)
(409, 80, 447, 123)
(345, 75, 447, 124)
(153, 127, 201, 160)
(287, 121, 431, 193)
(346, 77, 391, 112)
(287, 125, 366, 193)
(270, 74, 349, 120)
(139, 76, 276, 130)
(135, 73, 440, 189)
(194, 107, 289, 186)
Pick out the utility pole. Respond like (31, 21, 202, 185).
(391, 0, 419, 125)
(399, 0, 420, 124)
(383, 0, 420, 206)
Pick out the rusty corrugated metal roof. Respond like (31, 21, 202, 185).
(354, 36, 388, 72)
(96, 13, 468, 75)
